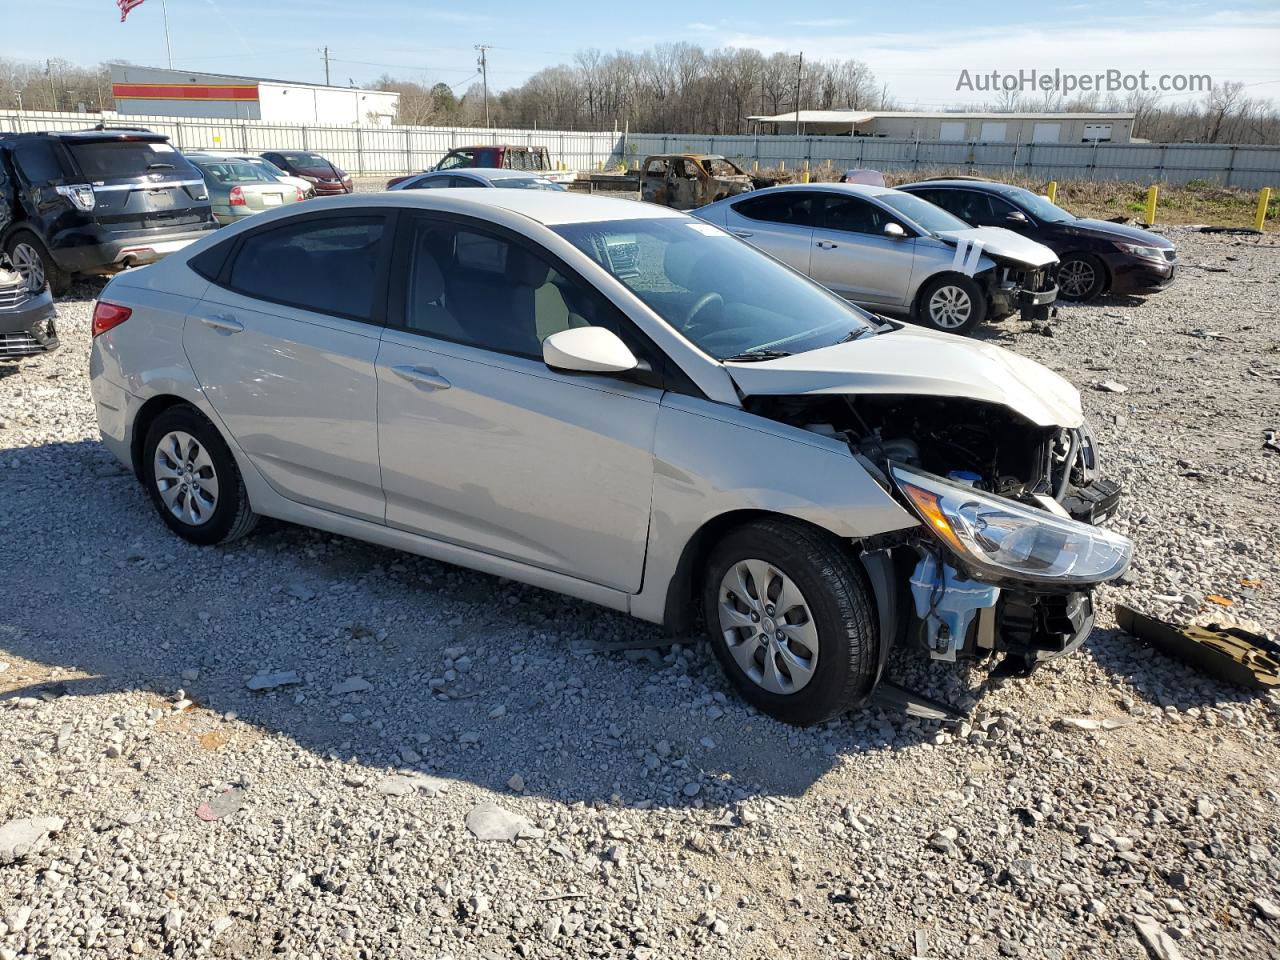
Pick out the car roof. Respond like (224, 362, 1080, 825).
(446, 168, 554, 180)
(900, 179, 1012, 192)
(647, 153, 728, 162)
(0, 128, 167, 143)
(304, 189, 685, 226)
(449, 144, 545, 151)
(750, 182, 898, 199)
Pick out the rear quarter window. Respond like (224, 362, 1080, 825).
(13, 141, 67, 183)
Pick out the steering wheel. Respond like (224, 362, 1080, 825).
(682, 292, 724, 332)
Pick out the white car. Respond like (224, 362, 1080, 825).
(88, 191, 1131, 725)
(184, 150, 315, 199)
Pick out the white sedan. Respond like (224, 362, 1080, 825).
(88, 190, 1130, 724)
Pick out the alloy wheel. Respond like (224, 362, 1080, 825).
(10, 241, 45, 292)
(927, 285, 973, 329)
(717, 558, 819, 695)
(153, 430, 220, 526)
(1060, 259, 1096, 298)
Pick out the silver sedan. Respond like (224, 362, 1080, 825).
(389, 167, 568, 192)
(88, 190, 1130, 724)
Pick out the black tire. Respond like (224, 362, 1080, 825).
(702, 518, 880, 726)
(1057, 253, 1107, 302)
(5, 231, 71, 297)
(914, 273, 987, 335)
(142, 404, 258, 546)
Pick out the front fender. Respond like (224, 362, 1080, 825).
(629, 394, 917, 624)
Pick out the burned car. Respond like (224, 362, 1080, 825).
(90, 191, 1128, 726)
(0, 254, 57, 360)
(697, 183, 1059, 335)
(640, 154, 759, 210)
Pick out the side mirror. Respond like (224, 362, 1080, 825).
(543, 327, 639, 375)
(1006, 210, 1029, 225)
(883, 222, 907, 239)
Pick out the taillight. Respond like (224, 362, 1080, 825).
(229, 186, 245, 207)
(92, 301, 132, 337)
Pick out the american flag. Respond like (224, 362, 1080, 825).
(118, 0, 146, 21)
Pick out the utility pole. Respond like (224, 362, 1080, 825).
(794, 51, 803, 135)
(46, 60, 57, 111)
(475, 44, 491, 128)
(322, 47, 331, 86)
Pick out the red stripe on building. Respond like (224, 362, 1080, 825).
(111, 83, 260, 102)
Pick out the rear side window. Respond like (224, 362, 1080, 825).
(66, 140, 191, 180)
(227, 216, 386, 321)
(13, 141, 66, 183)
(733, 191, 818, 226)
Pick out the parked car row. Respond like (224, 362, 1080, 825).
(88, 188, 1133, 725)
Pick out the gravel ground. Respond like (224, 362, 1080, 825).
(2, 227, 1279, 960)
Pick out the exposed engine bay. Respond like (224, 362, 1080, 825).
(745, 392, 1124, 673)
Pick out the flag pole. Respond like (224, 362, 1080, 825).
(159, 0, 173, 68)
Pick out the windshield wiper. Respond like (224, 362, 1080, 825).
(722, 349, 792, 362)
(834, 328, 874, 344)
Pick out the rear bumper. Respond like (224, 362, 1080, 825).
(51, 223, 219, 274)
(0, 289, 58, 359)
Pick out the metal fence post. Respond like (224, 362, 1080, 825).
(241, 122, 249, 153)
(356, 126, 364, 176)
(302, 125, 310, 151)
(1225, 145, 1238, 187)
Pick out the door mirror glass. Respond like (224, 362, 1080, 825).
(1006, 210, 1029, 224)
(543, 327, 638, 374)
(883, 222, 907, 239)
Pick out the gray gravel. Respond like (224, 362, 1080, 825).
(2, 227, 1279, 960)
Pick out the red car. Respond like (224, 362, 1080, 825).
(260, 151, 352, 196)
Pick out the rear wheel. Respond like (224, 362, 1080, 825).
(915, 274, 986, 335)
(702, 519, 879, 725)
(5, 231, 71, 297)
(1057, 253, 1106, 301)
(142, 405, 258, 546)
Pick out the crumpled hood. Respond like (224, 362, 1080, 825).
(1062, 218, 1176, 248)
(934, 227, 1058, 268)
(726, 326, 1084, 428)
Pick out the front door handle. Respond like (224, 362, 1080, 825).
(815, 240, 839, 249)
(392, 365, 451, 391)
(731, 229, 753, 238)
(199, 314, 243, 334)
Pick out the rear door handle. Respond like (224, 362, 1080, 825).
(392, 365, 451, 391)
(731, 229, 753, 238)
(199, 314, 243, 334)
(815, 240, 839, 249)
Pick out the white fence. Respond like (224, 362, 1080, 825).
(3, 110, 1278, 188)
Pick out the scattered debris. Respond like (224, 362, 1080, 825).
(1133, 914, 1185, 960)
(0, 816, 65, 864)
(196, 787, 245, 822)
(1248, 369, 1280, 382)
(1094, 380, 1129, 393)
(330, 676, 372, 695)
(375, 773, 448, 798)
(1265, 430, 1280, 455)
(1185, 328, 1230, 338)
(1254, 897, 1280, 921)
(246, 670, 301, 691)
(1116, 604, 1280, 691)
(1206, 594, 1234, 607)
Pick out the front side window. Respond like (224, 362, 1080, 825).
(703, 157, 745, 177)
(397, 217, 626, 358)
(821, 195, 890, 235)
(554, 217, 875, 360)
(645, 159, 668, 177)
(227, 216, 385, 321)
(436, 150, 475, 170)
(732, 191, 818, 227)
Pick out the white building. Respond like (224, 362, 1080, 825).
(747, 110, 1135, 144)
(110, 65, 399, 126)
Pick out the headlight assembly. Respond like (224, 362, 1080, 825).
(890, 464, 1132, 586)
(1114, 240, 1166, 261)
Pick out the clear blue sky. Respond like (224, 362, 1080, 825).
(5, 0, 1279, 109)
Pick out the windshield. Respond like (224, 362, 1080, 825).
(67, 139, 192, 180)
(497, 177, 565, 191)
(196, 161, 275, 184)
(1000, 185, 1076, 223)
(704, 157, 746, 177)
(878, 192, 970, 234)
(282, 153, 331, 168)
(553, 218, 876, 360)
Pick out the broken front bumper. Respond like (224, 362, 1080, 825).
(0, 288, 58, 359)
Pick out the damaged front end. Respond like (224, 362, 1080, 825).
(744, 391, 1132, 674)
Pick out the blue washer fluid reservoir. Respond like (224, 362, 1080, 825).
(947, 470, 983, 487)
(909, 551, 1000, 662)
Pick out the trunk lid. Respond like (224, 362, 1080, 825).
(67, 137, 211, 234)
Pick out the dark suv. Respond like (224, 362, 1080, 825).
(0, 127, 218, 295)
(898, 179, 1176, 302)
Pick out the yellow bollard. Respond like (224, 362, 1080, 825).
(1255, 187, 1273, 232)
(800, 160, 810, 184)
(779, 159, 786, 173)
(1046, 180, 1057, 204)
(752, 160, 758, 172)
(1144, 184, 1159, 226)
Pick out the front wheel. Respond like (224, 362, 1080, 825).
(1057, 253, 1106, 301)
(915, 274, 986, 335)
(142, 405, 258, 546)
(702, 519, 880, 726)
